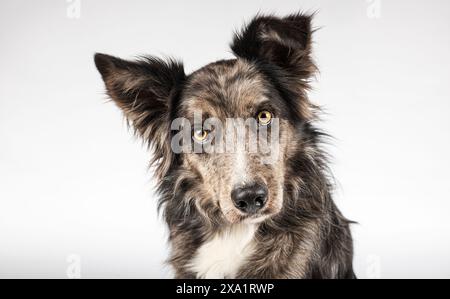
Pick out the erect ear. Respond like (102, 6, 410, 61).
(231, 13, 315, 78)
(231, 13, 317, 120)
(94, 53, 185, 177)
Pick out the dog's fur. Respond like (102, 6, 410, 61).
(94, 13, 356, 279)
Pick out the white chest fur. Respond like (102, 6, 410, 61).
(188, 224, 256, 279)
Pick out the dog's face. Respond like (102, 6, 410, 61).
(178, 59, 293, 224)
(95, 13, 316, 225)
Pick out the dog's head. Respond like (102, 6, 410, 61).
(95, 13, 317, 225)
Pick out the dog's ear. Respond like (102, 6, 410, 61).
(231, 13, 317, 120)
(94, 53, 185, 177)
(231, 13, 315, 78)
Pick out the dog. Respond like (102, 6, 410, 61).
(94, 12, 355, 279)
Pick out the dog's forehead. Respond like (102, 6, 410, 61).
(180, 59, 269, 117)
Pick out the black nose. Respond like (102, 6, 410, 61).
(231, 183, 268, 214)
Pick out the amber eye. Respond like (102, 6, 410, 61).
(193, 128, 209, 142)
(257, 111, 272, 126)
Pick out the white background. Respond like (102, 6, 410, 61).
(1, 0, 449, 278)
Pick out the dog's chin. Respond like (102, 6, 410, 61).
(222, 208, 279, 225)
(243, 214, 272, 225)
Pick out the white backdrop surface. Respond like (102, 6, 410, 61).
(1, 0, 449, 278)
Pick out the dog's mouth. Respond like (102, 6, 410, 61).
(221, 198, 280, 224)
(214, 183, 282, 224)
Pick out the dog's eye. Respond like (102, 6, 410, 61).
(257, 111, 272, 126)
(193, 129, 209, 142)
